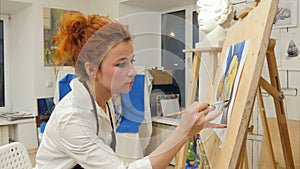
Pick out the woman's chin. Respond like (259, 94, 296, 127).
(115, 87, 132, 93)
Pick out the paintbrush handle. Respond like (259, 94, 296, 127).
(165, 110, 188, 117)
(165, 101, 228, 117)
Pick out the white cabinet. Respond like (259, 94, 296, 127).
(147, 117, 178, 165)
(0, 118, 38, 149)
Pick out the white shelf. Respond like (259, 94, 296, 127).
(151, 116, 180, 126)
(0, 117, 35, 126)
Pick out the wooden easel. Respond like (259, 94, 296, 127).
(236, 39, 295, 169)
(183, 47, 222, 101)
(175, 0, 295, 168)
(177, 43, 295, 169)
(175, 47, 222, 169)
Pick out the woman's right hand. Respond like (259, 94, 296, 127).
(177, 101, 226, 139)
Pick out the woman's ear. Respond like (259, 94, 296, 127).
(85, 62, 97, 78)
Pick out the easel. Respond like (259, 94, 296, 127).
(175, 47, 222, 169)
(176, 41, 296, 169)
(236, 38, 295, 169)
(174, 0, 295, 168)
(256, 39, 295, 169)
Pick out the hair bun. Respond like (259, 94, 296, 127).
(63, 13, 88, 45)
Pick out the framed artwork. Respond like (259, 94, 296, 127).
(43, 8, 78, 67)
(156, 94, 180, 116)
(273, 0, 297, 29)
(36, 97, 55, 127)
(277, 28, 300, 70)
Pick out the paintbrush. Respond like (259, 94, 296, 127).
(165, 100, 229, 117)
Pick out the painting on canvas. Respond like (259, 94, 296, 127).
(210, 40, 250, 141)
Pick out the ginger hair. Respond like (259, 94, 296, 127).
(53, 12, 131, 80)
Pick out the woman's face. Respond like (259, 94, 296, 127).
(96, 41, 136, 93)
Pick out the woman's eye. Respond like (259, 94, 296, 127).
(117, 58, 135, 67)
(117, 62, 125, 67)
(131, 59, 136, 64)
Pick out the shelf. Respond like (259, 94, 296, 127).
(183, 47, 222, 53)
(0, 117, 35, 126)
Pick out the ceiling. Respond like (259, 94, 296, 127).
(0, 0, 196, 14)
(0, 0, 31, 14)
(120, 0, 197, 11)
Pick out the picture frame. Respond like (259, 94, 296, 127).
(43, 8, 78, 67)
(156, 94, 180, 116)
(273, 0, 297, 29)
(36, 97, 55, 127)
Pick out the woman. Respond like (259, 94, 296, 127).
(35, 12, 225, 169)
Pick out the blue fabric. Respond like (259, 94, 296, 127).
(116, 75, 145, 133)
(40, 122, 47, 133)
(59, 74, 78, 101)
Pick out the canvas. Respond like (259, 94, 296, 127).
(210, 40, 250, 141)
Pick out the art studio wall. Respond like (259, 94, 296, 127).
(4, 0, 120, 114)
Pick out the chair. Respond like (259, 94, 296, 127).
(0, 142, 32, 169)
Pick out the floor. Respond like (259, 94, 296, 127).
(28, 148, 37, 167)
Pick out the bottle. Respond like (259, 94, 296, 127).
(186, 138, 196, 169)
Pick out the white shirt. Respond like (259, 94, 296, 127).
(34, 78, 152, 169)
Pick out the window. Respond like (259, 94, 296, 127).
(0, 19, 4, 107)
(161, 10, 186, 107)
(0, 15, 10, 111)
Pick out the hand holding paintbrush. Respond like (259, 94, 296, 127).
(176, 101, 227, 139)
(166, 100, 229, 117)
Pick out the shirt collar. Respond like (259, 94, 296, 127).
(69, 78, 110, 119)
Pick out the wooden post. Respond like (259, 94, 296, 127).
(256, 87, 276, 168)
(176, 48, 222, 169)
(265, 39, 295, 168)
(238, 133, 249, 169)
(175, 51, 202, 169)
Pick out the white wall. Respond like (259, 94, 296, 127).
(88, 0, 119, 19)
(7, 0, 119, 115)
(119, 3, 198, 104)
(119, 4, 161, 68)
(6, 0, 197, 114)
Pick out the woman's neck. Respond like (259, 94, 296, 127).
(85, 79, 111, 109)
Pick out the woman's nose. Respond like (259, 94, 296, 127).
(128, 67, 137, 77)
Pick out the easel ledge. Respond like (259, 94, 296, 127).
(182, 47, 222, 53)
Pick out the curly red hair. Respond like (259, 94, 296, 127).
(53, 12, 131, 79)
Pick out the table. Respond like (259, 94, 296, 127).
(0, 117, 37, 148)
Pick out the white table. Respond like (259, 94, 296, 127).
(0, 117, 38, 149)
